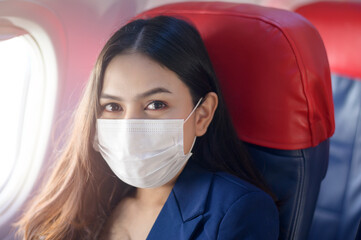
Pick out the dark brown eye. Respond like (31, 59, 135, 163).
(104, 103, 122, 112)
(146, 101, 167, 110)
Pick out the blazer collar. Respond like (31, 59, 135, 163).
(146, 160, 214, 239)
(172, 160, 214, 221)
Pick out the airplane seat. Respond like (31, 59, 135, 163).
(357, 220, 361, 240)
(137, 2, 335, 239)
(295, 2, 361, 240)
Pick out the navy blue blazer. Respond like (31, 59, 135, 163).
(146, 161, 279, 239)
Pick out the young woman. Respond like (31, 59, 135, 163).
(17, 16, 279, 239)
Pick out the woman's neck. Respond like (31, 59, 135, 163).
(134, 180, 175, 208)
(132, 165, 185, 208)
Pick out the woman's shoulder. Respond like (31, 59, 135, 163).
(172, 162, 279, 239)
(177, 161, 278, 217)
(198, 166, 279, 239)
(212, 170, 271, 200)
(179, 161, 275, 205)
(208, 170, 276, 212)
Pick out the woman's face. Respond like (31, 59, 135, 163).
(99, 53, 197, 154)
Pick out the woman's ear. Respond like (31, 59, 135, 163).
(195, 92, 218, 137)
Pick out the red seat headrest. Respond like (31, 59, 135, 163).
(296, 2, 361, 79)
(136, 2, 335, 150)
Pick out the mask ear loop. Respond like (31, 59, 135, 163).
(183, 97, 203, 155)
(184, 97, 203, 123)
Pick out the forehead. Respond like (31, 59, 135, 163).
(102, 53, 190, 98)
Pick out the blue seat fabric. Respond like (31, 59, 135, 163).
(245, 139, 329, 240)
(308, 74, 361, 240)
(356, 220, 361, 240)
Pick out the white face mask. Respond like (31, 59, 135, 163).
(93, 98, 203, 188)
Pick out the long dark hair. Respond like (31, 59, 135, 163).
(17, 15, 273, 240)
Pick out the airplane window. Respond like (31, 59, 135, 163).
(0, 36, 31, 191)
(0, 32, 48, 223)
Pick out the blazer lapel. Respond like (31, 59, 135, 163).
(147, 161, 214, 239)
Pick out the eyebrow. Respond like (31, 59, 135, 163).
(100, 87, 172, 101)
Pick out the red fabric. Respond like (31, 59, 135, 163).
(136, 2, 335, 150)
(296, 2, 361, 79)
